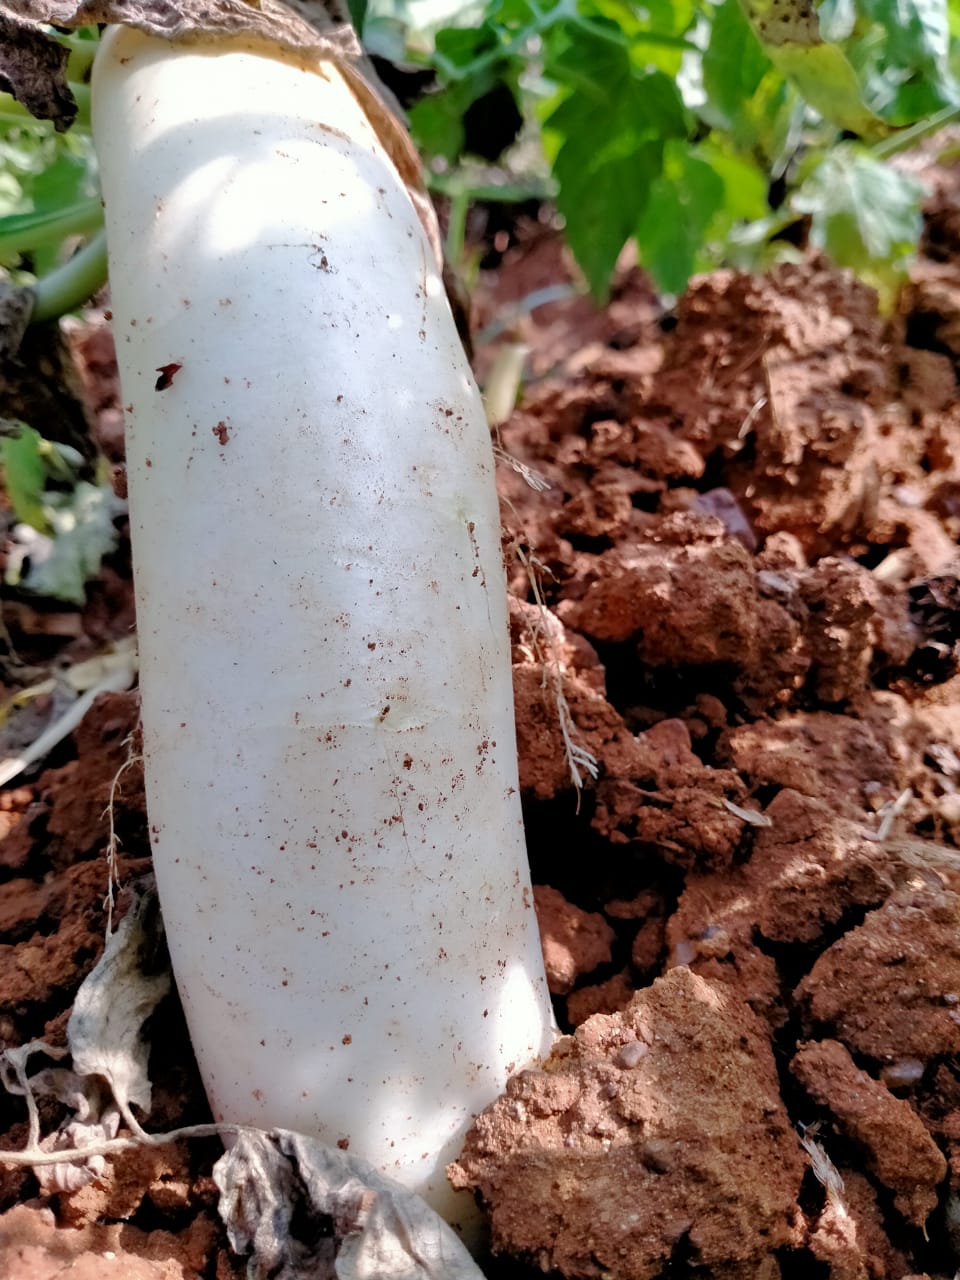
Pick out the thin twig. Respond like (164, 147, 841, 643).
(102, 734, 144, 934)
(512, 538, 598, 804)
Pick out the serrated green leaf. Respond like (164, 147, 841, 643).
(545, 23, 632, 99)
(543, 27, 688, 293)
(593, 0, 694, 36)
(484, 0, 532, 21)
(583, 0, 697, 74)
(546, 35, 689, 135)
(555, 138, 663, 294)
(0, 425, 48, 533)
(791, 144, 925, 304)
(635, 140, 726, 292)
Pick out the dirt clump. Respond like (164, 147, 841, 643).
(718, 694, 926, 816)
(796, 885, 960, 1063)
(792, 1038, 946, 1225)
(0, 1200, 239, 1280)
(670, 788, 895, 951)
(533, 884, 615, 994)
(663, 790, 897, 1024)
(565, 970, 635, 1026)
(593, 717, 747, 872)
(806, 1167, 912, 1280)
(556, 525, 807, 701)
(450, 966, 805, 1279)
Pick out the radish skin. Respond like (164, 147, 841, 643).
(92, 26, 555, 1232)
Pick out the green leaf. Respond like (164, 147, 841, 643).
(31, 147, 89, 212)
(696, 139, 770, 223)
(545, 35, 689, 137)
(542, 27, 688, 294)
(859, 0, 949, 68)
(791, 144, 925, 304)
(589, 0, 694, 38)
(18, 482, 121, 606)
(582, 0, 698, 74)
(635, 140, 726, 292)
(555, 137, 664, 294)
(347, 0, 369, 33)
(0, 425, 48, 533)
(738, 0, 890, 135)
(409, 89, 469, 160)
(848, 0, 958, 124)
(546, 20, 690, 127)
(702, 0, 771, 132)
(770, 40, 887, 133)
(486, 0, 560, 27)
(434, 22, 501, 72)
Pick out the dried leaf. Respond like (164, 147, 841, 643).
(215, 1128, 488, 1280)
(0, 10, 75, 128)
(34, 1071, 120, 1192)
(67, 882, 171, 1118)
(722, 797, 773, 827)
(4, 0, 359, 67)
(0, 882, 169, 1190)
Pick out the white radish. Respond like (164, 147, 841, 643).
(92, 25, 555, 1235)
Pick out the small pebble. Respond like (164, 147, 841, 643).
(615, 1040, 648, 1069)
(880, 1058, 925, 1088)
(641, 1139, 674, 1174)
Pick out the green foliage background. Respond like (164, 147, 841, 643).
(362, 0, 960, 298)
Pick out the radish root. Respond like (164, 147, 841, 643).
(102, 731, 143, 934)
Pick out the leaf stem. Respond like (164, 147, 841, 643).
(53, 31, 99, 81)
(475, 282, 581, 344)
(29, 229, 108, 322)
(429, 0, 694, 86)
(0, 198, 103, 257)
(428, 171, 556, 203)
(445, 185, 470, 265)
(69, 83, 92, 127)
(872, 104, 960, 160)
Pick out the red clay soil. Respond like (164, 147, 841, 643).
(2, 220, 960, 1278)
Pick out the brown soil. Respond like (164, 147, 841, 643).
(2, 199, 960, 1277)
